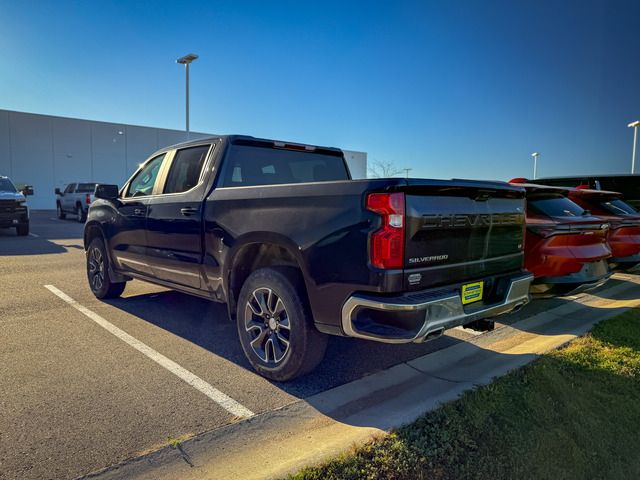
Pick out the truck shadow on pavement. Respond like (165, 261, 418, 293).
(0, 231, 68, 255)
(104, 289, 468, 398)
(98, 281, 630, 401)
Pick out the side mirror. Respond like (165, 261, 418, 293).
(22, 185, 34, 196)
(95, 184, 119, 201)
(54, 187, 61, 195)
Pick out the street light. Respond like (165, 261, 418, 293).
(403, 168, 412, 178)
(176, 53, 199, 139)
(628, 121, 640, 174)
(531, 152, 540, 180)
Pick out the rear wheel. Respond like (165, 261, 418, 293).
(76, 204, 86, 223)
(87, 237, 126, 299)
(237, 267, 328, 381)
(16, 223, 29, 236)
(56, 202, 66, 219)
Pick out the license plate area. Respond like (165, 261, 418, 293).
(461, 281, 484, 305)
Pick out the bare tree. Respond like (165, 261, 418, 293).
(367, 159, 404, 178)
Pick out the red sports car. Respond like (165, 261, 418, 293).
(511, 182, 612, 296)
(569, 188, 640, 271)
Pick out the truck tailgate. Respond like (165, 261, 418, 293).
(401, 181, 526, 289)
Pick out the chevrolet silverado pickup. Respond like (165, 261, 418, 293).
(0, 176, 32, 236)
(55, 183, 98, 222)
(84, 135, 533, 380)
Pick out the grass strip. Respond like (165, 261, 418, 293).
(288, 309, 640, 480)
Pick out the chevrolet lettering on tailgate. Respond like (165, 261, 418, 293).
(421, 213, 524, 229)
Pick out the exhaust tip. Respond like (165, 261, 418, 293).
(424, 328, 445, 342)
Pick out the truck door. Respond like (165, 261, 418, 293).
(62, 183, 75, 211)
(110, 153, 167, 276)
(145, 144, 213, 289)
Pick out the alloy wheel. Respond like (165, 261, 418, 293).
(244, 287, 291, 365)
(88, 247, 105, 292)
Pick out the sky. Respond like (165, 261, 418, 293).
(1, 0, 639, 181)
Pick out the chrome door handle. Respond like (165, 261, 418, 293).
(180, 207, 198, 216)
(133, 208, 145, 216)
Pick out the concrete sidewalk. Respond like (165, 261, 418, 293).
(89, 273, 640, 480)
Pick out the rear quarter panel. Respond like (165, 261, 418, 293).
(203, 179, 404, 327)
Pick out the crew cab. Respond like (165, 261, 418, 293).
(55, 183, 98, 222)
(0, 176, 32, 236)
(569, 187, 640, 271)
(510, 181, 612, 296)
(84, 135, 533, 380)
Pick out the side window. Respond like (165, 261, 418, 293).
(163, 145, 210, 194)
(126, 154, 166, 198)
(64, 184, 75, 194)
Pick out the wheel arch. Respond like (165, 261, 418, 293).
(83, 222, 129, 283)
(225, 234, 311, 320)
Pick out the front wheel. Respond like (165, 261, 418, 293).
(16, 223, 29, 236)
(87, 237, 126, 299)
(237, 267, 328, 381)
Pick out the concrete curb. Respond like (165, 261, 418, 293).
(83, 273, 640, 480)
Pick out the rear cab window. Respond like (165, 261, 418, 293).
(219, 141, 350, 187)
(76, 183, 97, 193)
(528, 194, 585, 218)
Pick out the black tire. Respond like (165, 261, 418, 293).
(16, 223, 29, 236)
(56, 202, 66, 219)
(236, 267, 328, 381)
(76, 204, 86, 223)
(613, 262, 639, 272)
(87, 236, 126, 299)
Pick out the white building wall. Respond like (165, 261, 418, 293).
(343, 150, 367, 179)
(0, 109, 208, 209)
(0, 109, 368, 208)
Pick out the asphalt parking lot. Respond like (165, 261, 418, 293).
(0, 211, 623, 480)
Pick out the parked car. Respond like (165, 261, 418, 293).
(84, 135, 534, 380)
(511, 181, 612, 296)
(0, 176, 32, 236)
(55, 183, 97, 222)
(516, 174, 640, 209)
(568, 187, 640, 271)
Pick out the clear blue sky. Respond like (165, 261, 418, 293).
(1, 0, 639, 180)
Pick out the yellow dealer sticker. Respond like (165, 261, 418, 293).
(461, 281, 484, 305)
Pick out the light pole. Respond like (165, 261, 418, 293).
(531, 152, 540, 180)
(176, 53, 199, 139)
(628, 121, 640, 174)
(403, 168, 412, 178)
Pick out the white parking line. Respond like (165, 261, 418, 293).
(44, 284, 254, 419)
(28, 233, 39, 237)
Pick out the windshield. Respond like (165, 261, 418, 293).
(600, 199, 638, 215)
(528, 194, 585, 218)
(0, 178, 17, 193)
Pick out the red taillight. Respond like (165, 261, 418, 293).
(86, 194, 91, 205)
(366, 192, 405, 269)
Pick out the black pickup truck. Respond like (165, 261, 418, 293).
(84, 135, 533, 380)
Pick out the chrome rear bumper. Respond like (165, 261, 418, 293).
(341, 273, 533, 344)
